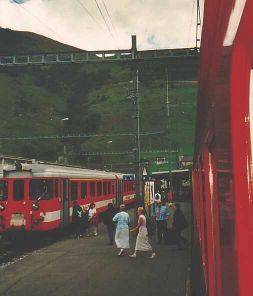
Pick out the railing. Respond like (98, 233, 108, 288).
(0, 47, 199, 66)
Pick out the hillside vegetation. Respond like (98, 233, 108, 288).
(0, 28, 197, 172)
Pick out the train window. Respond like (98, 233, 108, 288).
(70, 182, 78, 200)
(103, 182, 107, 195)
(54, 179, 58, 198)
(81, 182, 87, 199)
(97, 182, 102, 196)
(90, 182, 95, 197)
(108, 182, 111, 194)
(13, 180, 24, 201)
(0, 180, 8, 201)
(30, 179, 53, 200)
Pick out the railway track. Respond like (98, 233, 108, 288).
(0, 230, 71, 268)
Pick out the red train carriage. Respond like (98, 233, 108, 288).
(193, 0, 253, 295)
(0, 163, 135, 233)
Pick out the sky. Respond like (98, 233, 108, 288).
(0, 0, 202, 51)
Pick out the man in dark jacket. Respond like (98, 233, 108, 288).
(72, 201, 83, 238)
(103, 203, 117, 245)
(172, 203, 188, 249)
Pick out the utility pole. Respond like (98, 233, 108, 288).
(196, 0, 201, 50)
(131, 35, 142, 206)
(166, 68, 172, 193)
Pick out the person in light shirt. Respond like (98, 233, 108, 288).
(113, 204, 130, 256)
(155, 200, 169, 244)
(87, 203, 98, 236)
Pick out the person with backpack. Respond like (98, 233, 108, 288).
(172, 203, 188, 249)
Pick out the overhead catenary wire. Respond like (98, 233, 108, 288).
(0, 131, 165, 141)
(101, 0, 121, 47)
(93, 0, 119, 49)
(75, 0, 110, 38)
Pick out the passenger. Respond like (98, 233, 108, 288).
(82, 205, 89, 235)
(172, 203, 188, 249)
(72, 201, 83, 238)
(113, 204, 130, 256)
(167, 191, 173, 203)
(102, 203, 117, 245)
(87, 203, 98, 236)
(129, 207, 156, 259)
(155, 199, 169, 244)
(154, 190, 161, 203)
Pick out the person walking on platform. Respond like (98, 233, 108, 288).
(113, 204, 130, 256)
(155, 200, 169, 244)
(172, 203, 188, 250)
(72, 201, 83, 238)
(82, 205, 89, 235)
(129, 207, 156, 259)
(87, 203, 98, 236)
(103, 203, 117, 245)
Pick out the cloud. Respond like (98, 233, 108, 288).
(0, 0, 203, 50)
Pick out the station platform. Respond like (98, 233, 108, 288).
(0, 203, 191, 296)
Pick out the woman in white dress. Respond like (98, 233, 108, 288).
(129, 207, 156, 259)
(113, 204, 130, 256)
(87, 203, 98, 236)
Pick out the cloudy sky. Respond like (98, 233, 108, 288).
(0, 0, 202, 51)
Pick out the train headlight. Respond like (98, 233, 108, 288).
(32, 203, 39, 211)
(0, 203, 5, 211)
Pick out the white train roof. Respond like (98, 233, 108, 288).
(2, 163, 126, 179)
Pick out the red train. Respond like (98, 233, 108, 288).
(0, 163, 135, 233)
(192, 1, 253, 295)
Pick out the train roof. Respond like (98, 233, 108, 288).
(2, 163, 125, 179)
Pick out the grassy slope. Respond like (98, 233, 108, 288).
(0, 29, 197, 170)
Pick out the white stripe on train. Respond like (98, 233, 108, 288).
(41, 197, 136, 223)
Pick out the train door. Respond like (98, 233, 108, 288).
(116, 179, 123, 208)
(10, 178, 29, 230)
(61, 178, 69, 226)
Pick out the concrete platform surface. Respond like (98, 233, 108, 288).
(0, 203, 191, 296)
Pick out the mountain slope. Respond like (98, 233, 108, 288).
(0, 28, 83, 55)
(0, 29, 198, 171)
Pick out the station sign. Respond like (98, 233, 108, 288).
(142, 176, 153, 181)
(123, 175, 135, 181)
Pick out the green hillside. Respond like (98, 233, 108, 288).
(0, 29, 198, 172)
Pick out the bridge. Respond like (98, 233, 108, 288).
(0, 36, 199, 66)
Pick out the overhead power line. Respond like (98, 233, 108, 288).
(75, 0, 109, 37)
(93, 0, 119, 48)
(71, 149, 179, 156)
(0, 131, 165, 141)
(101, 0, 120, 46)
